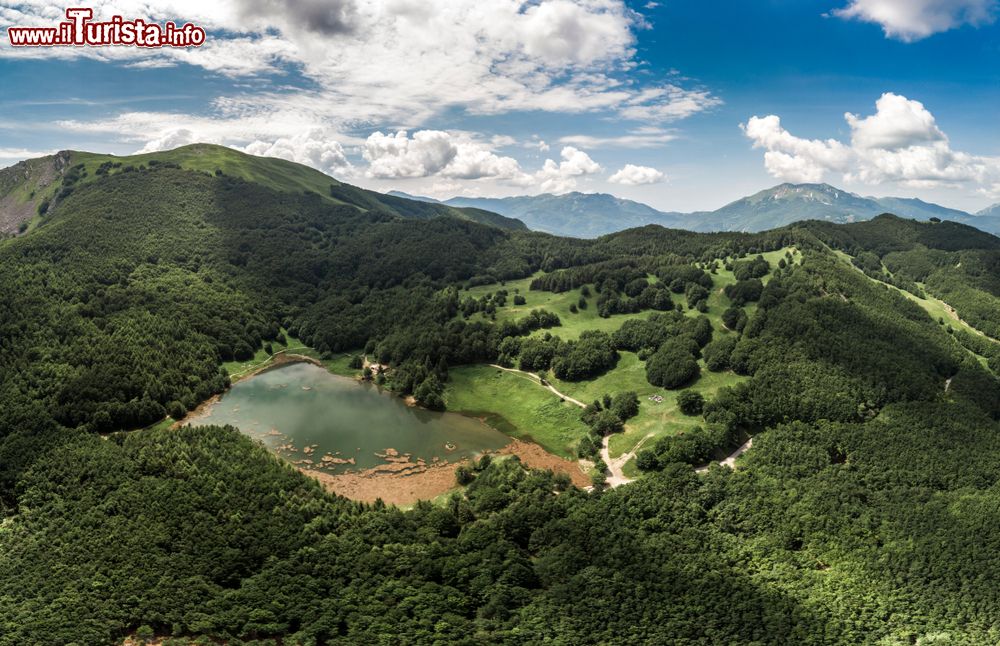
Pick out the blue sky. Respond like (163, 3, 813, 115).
(1, 0, 999, 212)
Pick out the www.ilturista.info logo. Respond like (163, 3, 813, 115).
(7, 8, 206, 48)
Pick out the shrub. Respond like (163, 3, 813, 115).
(677, 390, 705, 415)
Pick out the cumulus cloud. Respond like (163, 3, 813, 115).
(742, 92, 1000, 192)
(833, 0, 998, 41)
(137, 128, 200, 153)
(536, 146, 602, 193)
(359, 135, 603, 193)
(608, 164, 665, 185)
(362, 130, 525, 181)
(243, 132, 350, 174)
(741, 115, 851, 183)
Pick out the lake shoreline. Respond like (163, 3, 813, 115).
(181, 359, 589, 505)
(306, 437, 590, 505)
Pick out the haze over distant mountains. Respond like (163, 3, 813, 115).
(390, 184, 1000, 238)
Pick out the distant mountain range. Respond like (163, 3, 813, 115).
(390, 184, 1000, 238)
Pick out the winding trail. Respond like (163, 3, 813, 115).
(488, 364, 641, 487)
(229, 346, 312, 380)
(487, 365, 758, 486)
(488, 364, 588, 407)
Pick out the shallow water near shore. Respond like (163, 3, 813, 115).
(185, 362, 512, 475)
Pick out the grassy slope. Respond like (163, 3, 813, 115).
(69, 145, 350, 205)
(832, 249, 1000, 367)
(444, 365, 588, 459)
(449, 247, 803, 472)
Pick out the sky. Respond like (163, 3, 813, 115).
(1, 0, 999, 213)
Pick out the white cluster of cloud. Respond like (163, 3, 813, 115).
(362, 130, 522, 181)
(743, 93, 1000, 197)
(0, 147, 55, 168)
(833, 0, 998, 41)
(536, 146, 603, 193)
(243, 132, 351, 174)
(608, 164, 665, 185)
(360, 130, 607, 194)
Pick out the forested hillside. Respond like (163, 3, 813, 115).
(0, 144, 526, 236)
(2, 152, 1000, 644)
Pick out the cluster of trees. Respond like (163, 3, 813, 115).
(577, 391, 639, 465)
(723, 278, 764, 306)
(529, 259, 717, 317)
(458, 288, 507, 318)
(612, 311, 712, 354)
(551, 330, 619, 381)
(732, 254, 770, 280)
(646, 337, 702, 389)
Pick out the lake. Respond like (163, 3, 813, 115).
(185, 361, 512, 475)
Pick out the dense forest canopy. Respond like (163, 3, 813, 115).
(2, 149, 1000, 644)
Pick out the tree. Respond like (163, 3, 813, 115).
(724, 279, 763, 306)
(685, 283, 709, 309)
(703, 336, 738, 371)
(646, 339, 700, 389)
(722, 306, 747, 332)
(414, 374, 445, 410)
(455, 464, 475, 485)
(590, 410, 624, 436)
(166, 400, 187, 420)
(136, 625, 155, 644)
(610, 391, 639, 421)
(636, 449, 659, 471)
(677, 390, 705, 415)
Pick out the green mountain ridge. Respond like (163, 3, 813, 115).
(0, 144, 526, 236)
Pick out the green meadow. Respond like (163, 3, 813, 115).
(443, 247, 801, 473)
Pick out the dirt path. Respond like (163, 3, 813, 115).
(229, 347, 314, 380)
(696, 437, 753, 473)
(488, 364, 651, 488)
(488, 364, 588, 407)
(490, 363, 652, 489)
(601, 432, 652, 488)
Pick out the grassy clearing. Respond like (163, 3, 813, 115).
(546, 353, 746, 458)
(222, 332, 308, 380)
(461, 274, 658, 340)
(444, 365, 588, 459)
(221, 332, 364, 381)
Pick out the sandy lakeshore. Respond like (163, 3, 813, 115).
(307, 437, 590, 505)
